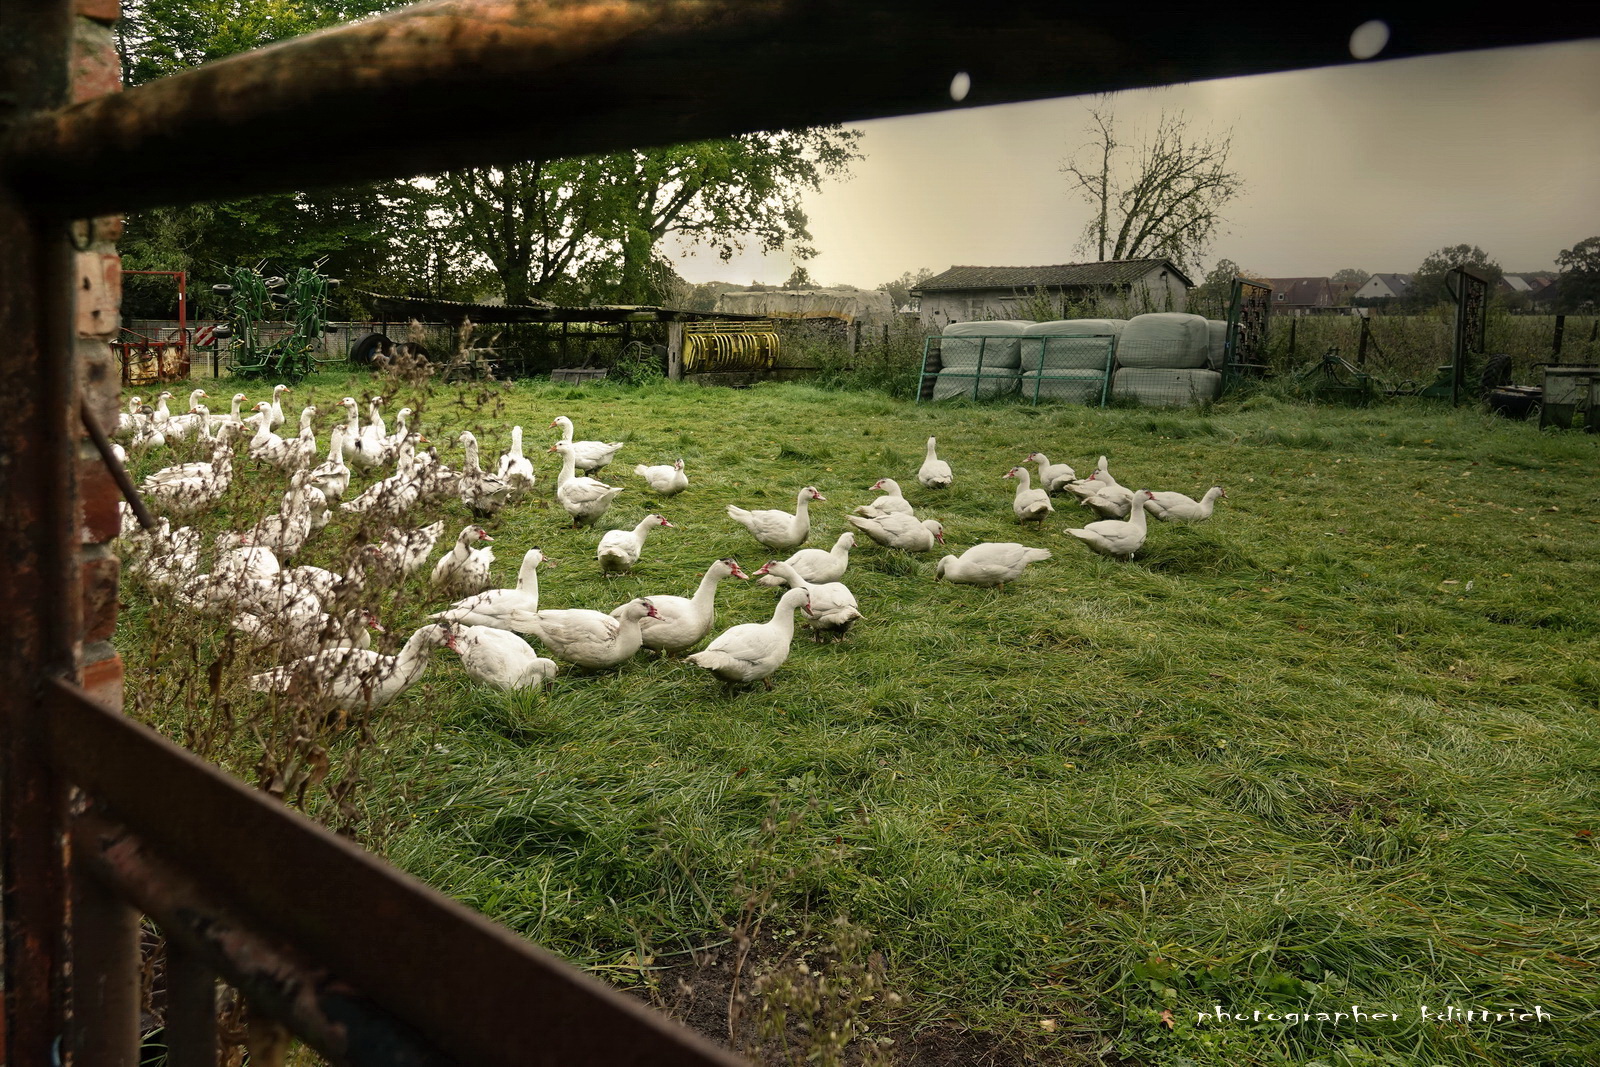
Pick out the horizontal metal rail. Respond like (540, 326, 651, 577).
(45, 676, 744, 1067)
(9, 1, 1600, 217)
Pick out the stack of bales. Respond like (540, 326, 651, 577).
(1110, 313, 1225, 406)
(931, 321, 1030, 400)
(1017, 319, 1123, 404)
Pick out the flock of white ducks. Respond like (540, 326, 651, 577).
(115, 389, 1228, 702)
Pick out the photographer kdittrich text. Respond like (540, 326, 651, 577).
(1196, 1005, 1554, 1026)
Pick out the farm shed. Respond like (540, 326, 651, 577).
(912, 259, 1192, 329)
(6, 0, 1599, 1061)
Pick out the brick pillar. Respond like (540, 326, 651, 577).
(72, 1, 124, 710)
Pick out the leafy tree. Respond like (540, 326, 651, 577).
(1060, 103, 1243, 272)
(878, 268, 934, 311)
(1407, 244, 1502, 308)
(783, 264, 818, 290)
(1331, 268, 1369, 285)
(414, 130, 861, 308)
(1554, 236, 1600, 310)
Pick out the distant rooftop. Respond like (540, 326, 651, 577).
(913, 259, 1193, 292)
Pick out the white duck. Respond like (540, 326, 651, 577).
(216, 470, 316, 559)
(445, 624, 559, 690)
(727, 486, 825, 551)
(855, 478, 914, 518)
(456, 431, 512, 517)
(523, 598, 660, 670)
(158, 389, 211, 441)
(375, 408, 412, 466)
(1005, 466, 1055, 524)
(1062, 469, 1117, 503)
(213, 545, 281, 582)
(1065, 489, 1152, 560)
(757, 531, 855, 588)
(918, 436, 953, 490)
(1024, 452, 1077, 493)
(550, 441, 624, 528)
(549, 415, 623, 472)
(307, 425, 352, 501)
(431, 548, 551, 631)
(430, 524, 495, 597)
(845, 513, 945, 552)
(935, 543, 1053, 589)
(140, 440, 233, 516)
(266, 384, 290, 430)
(362, 396, 388, 451)
(283, 405, 318, 468)
(232, 605, 382, 661)
(207, 392, 250, 432)
(338, 397, 382, 470)
(129, 418, 167, 452)
(246, 403, 299, 469)
(1143, 486, 1227, 522)
(339, 437, 423, 517)
(753, 560, 862, 642)
(282, 552, 375, 607)
(597, 514, 676, 574)
(366, 520, 446, 581)
(496, 426, 537, 499)
(635, 557, 749, 655)
(634, 458, 688, 496)
(115, 396, 150, 438)
(248, 623, 457, 712)
(685, 586, 811, 690)
(1080, 481, 1139, 520)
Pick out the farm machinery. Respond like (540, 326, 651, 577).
(211, 265, 339, 382)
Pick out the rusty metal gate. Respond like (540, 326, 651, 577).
(4, 1, 1598, 1064)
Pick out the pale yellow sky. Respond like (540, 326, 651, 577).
(666, 38, 1600, 288)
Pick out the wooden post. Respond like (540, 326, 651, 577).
(1552, 314, 1565, 360)
(850, 320, 861, 354)
(666, 320, 684, 381)
(1288, 316, 1297, 358)
(1356, 314, 1369, 368)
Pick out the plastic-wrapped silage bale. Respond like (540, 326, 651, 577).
(934, 320, 1027, 400)
(1111, 368, 1223, 406)
(1018, 319, 1122, 373)
(1113, 313, 1212, 369)
(1206, 320, 1229, 370)
(1018, 372, 1107, 404)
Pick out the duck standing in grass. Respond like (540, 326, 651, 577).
(935, 543, 1052, 589)
(686, 586, 812, 690)
(446, 624, 559, 690)
(597, 514, 676, 575)
(1005, 466, 1054, 524)
(1143, 486, 1227, 522)
(726, 486, 825, 551)
(431, 524, 495, 596)
(1065, 489, 1151, 560)
(918, 436, 953, 489)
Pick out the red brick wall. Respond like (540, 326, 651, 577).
(73, 1, 123, 711)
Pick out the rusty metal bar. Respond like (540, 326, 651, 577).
(69, 865, 142, 1067)
(0, 0, 79, 1060)
(73, 812, 455, 1067)
(81, 395, 158, 531)
(164, 940, 221, 1067)
(10, 0, 1600, 218)
(47, 678, 746, 1067)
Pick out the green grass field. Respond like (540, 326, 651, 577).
(117, 373, 1600, 1065)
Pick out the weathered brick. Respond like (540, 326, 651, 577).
(80, 339, 122, 426)
(81, 652, 125, 713)
(81, 553, 120, 644)
(75, 251, 121, 340)
(71, 19, 121, 102)
(81, 456, 122, 544)
(92, 215, 124, 243)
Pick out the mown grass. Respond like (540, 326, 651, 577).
(117, 372, 1600, 1065)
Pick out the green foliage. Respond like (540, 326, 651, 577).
(1331, 267, 1369, 285)
(876, 268, 934, 312)
(1554, 235, 1600, 311)
(1407, 243, 1503, 308)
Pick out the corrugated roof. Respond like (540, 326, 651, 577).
(913, 259, 1192, 292)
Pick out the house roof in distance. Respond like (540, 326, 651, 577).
(913, 259, 1193, 292)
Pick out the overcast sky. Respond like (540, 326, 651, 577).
(665, 38, 1600, 289)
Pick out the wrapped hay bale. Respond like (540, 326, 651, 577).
(1112, 368, 1223, 406)
(938, 320, 1028, 370)
(1019, 371, 1107, 404)
(934, 368, 1020, 401)
(1019, 319, 1122, 372)
(1113, 313, 1211, 369)
(1207, 320, 1229, 370)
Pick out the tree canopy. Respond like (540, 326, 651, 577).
(117, 0, 862, 316)
(1555, 236, 1600, 310)
(1060, 104, 1243, 273)
(1408, 244, 1502, 307)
